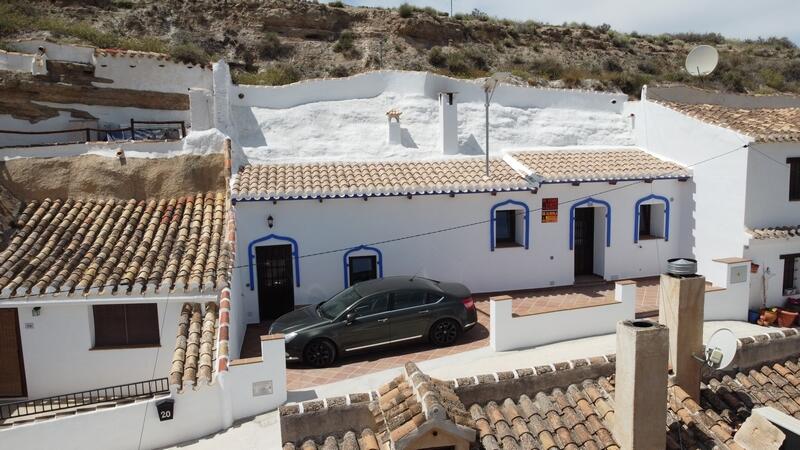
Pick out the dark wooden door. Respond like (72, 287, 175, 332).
(0, 308, 26, 397)
(574, 208, 595, 276)
(256, 245, 295, 321)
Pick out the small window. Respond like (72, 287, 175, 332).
(391, 291, 426, 310)
(352, 294, 389, 317)
(638, 203, 665, 240)
(495, 209, 523, 248)
(788, 158, 800, 201)
(92, 304, 159, 348)
(349, 255, 377, 286)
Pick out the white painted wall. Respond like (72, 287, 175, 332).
(632, 99, 752, 286)
(8, 296, 205, 398)
(233, 180, 688, 321)
(745, 238, 800, 309)
(9, 40, 94, 64)
(744, 143, 800, 229)
(704, 260, 751, 321)
(93, 54, 212, 93)
(222, 336, 288, 421)
(490, 281, 636, 351)
(0, 50, 34, 72)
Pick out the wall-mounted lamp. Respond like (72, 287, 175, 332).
(32, 306, 42, 317)
(267, 215, 274, 228)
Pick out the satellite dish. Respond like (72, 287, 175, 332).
(703, 328, 737, 370)
(685, 45, 719, 76)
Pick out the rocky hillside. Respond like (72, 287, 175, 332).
(1, 0, 799, 97)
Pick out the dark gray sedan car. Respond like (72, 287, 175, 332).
(268, 276, 478, 367)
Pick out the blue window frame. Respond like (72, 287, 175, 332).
(343, 245, 384, 288)
(247, 234, 300, 290)
(634, 194, 670, 243)
(490, 199, 530, 251)
(569, 197, 611, 250)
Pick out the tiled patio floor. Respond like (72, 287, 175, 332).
(241, 277, 661, 390)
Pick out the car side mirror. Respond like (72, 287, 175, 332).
(345, 312, 356, 324)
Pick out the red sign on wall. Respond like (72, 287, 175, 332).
(542, 198, 558, 223)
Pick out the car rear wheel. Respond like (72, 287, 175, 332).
(303, 339, 337, 368)
(430, 319, 460, 347)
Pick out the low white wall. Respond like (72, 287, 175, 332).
(0, 50, 34, 73)
(703, 258, 751, 321)
(93, 54, 212, 93)
(232, 70, 627, 112)
(9, 40, 94, 64)
(0, 387, 225, 450)
(745, 238, 800, 309)
(223, 335, 288, 421)
(0, 138, 185, 160)
(490, 280, 636, 352)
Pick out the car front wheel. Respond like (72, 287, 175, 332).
(303, 339, 337, 368)
(430, 319, 460, 347)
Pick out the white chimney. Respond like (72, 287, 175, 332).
(386, 108, 402, 145)
(615, 319, 669, 450)
(438, 92, 458, 154)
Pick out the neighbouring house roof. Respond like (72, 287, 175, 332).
(170, 302, 218, 389)
(747, 225, 800, 240)
(0, 192, 230, 299)
(657, 101, 800, 143)
(508, 149, 690, 183)
(231, 149, 690, 200)
(281, 329, 800, 450)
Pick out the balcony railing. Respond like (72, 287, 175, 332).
(0, 120, 186, 148)
(0, 378, 169, 421)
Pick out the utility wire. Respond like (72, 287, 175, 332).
(1, 143, 749, 301)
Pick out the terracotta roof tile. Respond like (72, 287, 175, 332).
(0, 192, 230, 298)
(232, 158, 529, 200)
(170, 301, 218, 389)
(658, 101, 800, 142)
(508, 149, 690, 183)
(747, 225, 800, 240)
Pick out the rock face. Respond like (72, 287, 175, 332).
(0, 153, 225, 201)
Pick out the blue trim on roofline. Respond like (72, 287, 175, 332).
(247, 234, 301, 291)
(342, 245, 384, 288)
(569, 197, 612, 250)
(634, 194, 670, 243)
(230, 177, 688, 203)
(490, 199, 530, 251)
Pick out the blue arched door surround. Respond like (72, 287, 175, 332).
(342, 245, 384, 288)
(569, 198, 611, 250)
(490, 199, 530, 251)
(634, 194, 670, 243)
(247, 234, 301, 290)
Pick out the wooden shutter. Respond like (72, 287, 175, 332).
(125, 304, 160, 345)
(783, 255, 797, 291)
(93, 305, 127, 347)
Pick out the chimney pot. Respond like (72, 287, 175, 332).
(439, 92, 458, 154)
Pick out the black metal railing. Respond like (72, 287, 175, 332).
(0, 120, 186, 148)
(0, 378, 169, 420)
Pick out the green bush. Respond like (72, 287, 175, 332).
(333, 30, 355, 53)
(168, 43, 210, 65)
(530, 57, 564, 80)
(427, 46, 446, 67)
(608, 31, 630, 49)
(112, 0, 134, 8)
(611, 72, 650, 97)
(603, 58, 623, 73)
(784, 60, 800, 82)
(328, 1, 345, 7)
(445, 52, 470, 75)
(256, 32, 289, 59)
(761, 68, 785, 90)
(233, 64, 300, 86)
(329, 65, 350, 77)
(398, 3, 413, 18)
(637, 60, 662, 75)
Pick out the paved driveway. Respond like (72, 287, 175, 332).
(241, 277, 660, 390)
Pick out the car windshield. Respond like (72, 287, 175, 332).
(318, 287, 362, 319)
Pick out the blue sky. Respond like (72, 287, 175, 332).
(339, 0, 800, 44)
